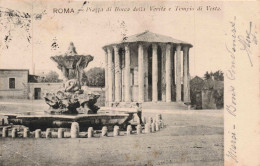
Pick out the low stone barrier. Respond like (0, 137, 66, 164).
(0, 115, 165, 139)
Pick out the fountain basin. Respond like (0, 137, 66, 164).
(2, 111, 134, 131)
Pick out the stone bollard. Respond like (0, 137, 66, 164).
(142, 117, 146, 124)
(160, 121, 164, 128)
(23, 128, 30, 138)
(148, 117, 153, 124)
(35, 129, 41, 138)
(71, 122, 80, 138)
(145, 123, 150, 133)
(46, 128, 52, 138)
(188, 105, 191, 110)
(101, 126, 108, 137)
(151, 123, 155, 133)
(2, 127, 9, 137)
(157, 114, 162, 121)
(11, 128, 18, 138)
(156, 122, 160, 131)
(113, 126, 119, 137)
(126, 125, 132, 135)
(58, 128, 64, 138)
(136, 124, 142, 134)
(88, 127, 94, 138)
(153, 117, 157, 123)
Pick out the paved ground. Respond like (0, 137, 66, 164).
(0, 100, 223, 166)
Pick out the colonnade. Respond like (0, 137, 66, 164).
(105, 43, 190, 104)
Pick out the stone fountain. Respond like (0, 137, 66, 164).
(44, 42, 100, 114)
(2, 42, 139, 131)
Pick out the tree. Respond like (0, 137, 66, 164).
(44, 71, 62, 82)
(203, 71, 211, 80)
(213, 70, 224, 81)
(84, 67, 105, 87)
(203, 70, 224, 81)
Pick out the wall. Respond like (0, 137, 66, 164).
(0, 70, 29, 99)
(28, 83, 63, 99)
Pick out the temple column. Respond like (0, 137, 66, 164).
(138, 44, 144, 102)
(188, 51, 190, 102)
(183, 46, 190, 103)
(171, 47, 176, 101)
(107, 47, 114, 102)
(165, 44, 172, 102)
(152, 44, 158, 102)
(105, 50, 109, 105)
(124, 45, 131, 102)
(176, 45, 182, 102)
(114, 46, 121, 102)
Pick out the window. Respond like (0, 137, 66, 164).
(9, 78, 15, 89)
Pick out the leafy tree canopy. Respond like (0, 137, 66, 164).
(203, 70, 224, 81)
(35, 71, 62, 83)
(84, 67, 105, 87)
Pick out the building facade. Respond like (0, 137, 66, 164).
(0, 69, 63, 100)
(0, 69, 29, 99)
(103, 31, 193, 106)
(0, 69, 105, 105)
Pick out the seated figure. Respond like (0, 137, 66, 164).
(64, 79, 81, 93)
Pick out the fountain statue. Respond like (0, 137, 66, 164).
(44, 42, 100, 114)
(2, 42, 139, 131)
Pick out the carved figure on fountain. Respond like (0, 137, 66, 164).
(44, 42, 99, 115)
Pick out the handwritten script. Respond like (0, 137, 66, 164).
(225, 16, 258, 163)
(238, 21, 258, 67)
(225, 16, 238, 163)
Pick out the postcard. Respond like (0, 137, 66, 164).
(0, 0, 259, 165)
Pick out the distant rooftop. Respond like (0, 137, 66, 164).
(103, 31, 193, 48)
(0, 69, 29, 72)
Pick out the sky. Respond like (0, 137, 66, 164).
(0, 1, 224, 78)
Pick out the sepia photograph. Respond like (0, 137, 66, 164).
(0, 1, 259, 166)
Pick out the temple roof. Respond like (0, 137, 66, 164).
(103, 31, 193, 48)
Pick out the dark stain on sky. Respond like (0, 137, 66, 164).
(0, 7, 47, 50)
